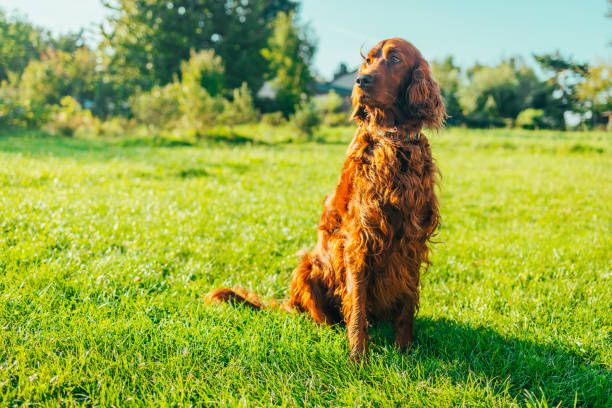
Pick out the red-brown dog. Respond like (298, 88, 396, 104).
(208, 38, 445, 360)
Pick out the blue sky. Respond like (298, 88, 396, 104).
(1, 0, 610, 79)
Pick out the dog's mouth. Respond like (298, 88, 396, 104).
(357, 89, 377, 105)
(358, 91, 388, 111)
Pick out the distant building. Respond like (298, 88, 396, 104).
(313, 71, 356, 97)
(312, 70, 357, 111)
(256, 70, 357, 112)
(256, 81, 277, 99)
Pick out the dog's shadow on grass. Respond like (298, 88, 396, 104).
(367, 317, 609, 406)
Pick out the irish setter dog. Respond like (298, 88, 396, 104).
(207, 38, 446, 360)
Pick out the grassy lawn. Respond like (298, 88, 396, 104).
(0, 126, 610, 407)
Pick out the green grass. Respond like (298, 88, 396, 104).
(0, 126, 610, 407)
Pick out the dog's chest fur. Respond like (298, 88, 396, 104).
(346, 130, 430, 238)
(342, 129, 437, 315)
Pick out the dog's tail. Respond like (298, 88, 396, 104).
(205, 287, 291, 312)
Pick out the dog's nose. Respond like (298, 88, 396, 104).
(355, 74, 373, 88)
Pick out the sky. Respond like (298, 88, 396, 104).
(1, 0, 610, 80)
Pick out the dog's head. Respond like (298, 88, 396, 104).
(352, 38, 446, 130)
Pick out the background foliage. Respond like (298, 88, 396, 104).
(1, 1, 611, 134)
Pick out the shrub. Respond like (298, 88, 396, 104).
(261, 112, 286, 126)
(130, 50, 257, 135)
(314, 90, 343, 113)
(323, 112, 349, 126)
(291, 100, 321, 139)
(516, 108, 545, 129)
(0, 96, 45, 128)
(94, 116, 132, 138)
(178, 82, 225, 136)
(0, 97, 27, 128)
(129, 83, 182, 131)
(221, 82, 258, 125)
(18, 48, 98, 108)
(45, 96, 95, 136)
(130, 80, 226, 137)
(313, 91, 348, 126)
(261, 11, 314, 117)
(180, 49, 224, 97)
(0, 76, 49, 128)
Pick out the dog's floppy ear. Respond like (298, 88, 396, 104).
(403, 57, 446, 128)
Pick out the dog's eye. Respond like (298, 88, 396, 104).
(390, 56, 401, 64)
(366, 58, 371, 64)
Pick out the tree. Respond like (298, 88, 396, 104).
(534, 52, 588, 128)
(333, 62, 350, 80)
(0, 9, 45, 82)
(576, 64, 612, 128)
(431, 56, 463, 125)
(11, 46, 122, 118)
(17, 48, 97, 106)
(0, 8, 85, 83)
(180, 49, 225, 97)
(48, 30, 86, 54)
(457, 59, 545, 127)
(101, 0, 299, 95)
(516, 108, 545, 129)
(522, 78, 565, 129)
(459, 62, 519, 126)
(261, 11, 315, 116)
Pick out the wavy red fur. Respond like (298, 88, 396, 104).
(207, 38, 446, 360)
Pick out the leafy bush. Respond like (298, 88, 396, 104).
(457, 62, 540, 128)
(45, 96, 95, 136)
(261, 112, 286, 126)
(129, 83, 182, 131)
(313, 90, 343, 113)
(324, 112, 349, 127)
(0, 77, 49, 128)
(180, 49, 224, 97)
(516, 108, 545, 129)
(175, 50, 228, 136)
(261, 11, 315, 116)
(18, 48, 98, 108)
(313, 91, 348, 126)
(221, 82, 258, 125)
(93, 116, 133, 138)
(129, 50, 257, 136)
(0, 97, 32, 128)
(291, 100, 321, 138)
(0, 9, 47, 82)
(178, 83, 225, 137)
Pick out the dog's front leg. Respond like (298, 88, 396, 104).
(393, 295, 416, 352)
(343, 250, 368, 361)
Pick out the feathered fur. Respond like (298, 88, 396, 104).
(207, 38, 446, 360)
